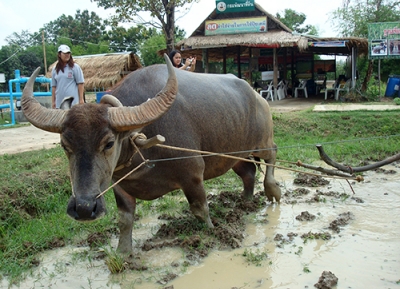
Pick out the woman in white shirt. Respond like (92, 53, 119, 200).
(51, 44, 85, 109)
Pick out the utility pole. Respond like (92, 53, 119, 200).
(42, 31, 49, 91)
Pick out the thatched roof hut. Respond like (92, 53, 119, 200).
(47, 52, 142, 90)
(179, 3, 304, 53)
(160, 2, 367, 60)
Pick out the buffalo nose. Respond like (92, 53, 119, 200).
(67, 195, 97, 220)
(75, 200, 97, 220)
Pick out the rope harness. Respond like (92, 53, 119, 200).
(95, 133, 362, 199)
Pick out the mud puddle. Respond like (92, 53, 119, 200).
(3, 164, 400, 289)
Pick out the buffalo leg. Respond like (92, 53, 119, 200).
(232, 160, 256, 200)
(262, 145, 281, 203)
(181, 181, 214, 228)
(113, 184, 136, 255)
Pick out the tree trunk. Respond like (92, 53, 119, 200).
(361, 59, 373, 92)
(164, 0, 175, 55)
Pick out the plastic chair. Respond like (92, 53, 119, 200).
(294, 80, 308, 98)
(335, 79, 351, 100)
(325, 79, 339, 100)
(259, 81, 275, 101)
(316, 77, 327, 95)
(276, 80, 286, 100)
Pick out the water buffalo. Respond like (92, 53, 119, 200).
(22, 54, 281, 255)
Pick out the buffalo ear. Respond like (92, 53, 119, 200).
(100, 94, 123, 107)
(60, 96, 74, 110)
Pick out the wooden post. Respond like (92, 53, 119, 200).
(223, 47, 227, 74)
(237, 46, 241, 79)
(273, 48, 278, 100)
(202, 49, 209, 73)
(42, 31, 49, 91)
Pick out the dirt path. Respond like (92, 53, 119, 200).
(0, 124, 60, 155)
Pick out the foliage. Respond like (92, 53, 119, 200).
(276, 9, 318, 35)
(139, 27, 186, 65)
(394, 97, 400, 105)
(139, 33, 166, 65)
(242, 248, 269, 267)
(39, 10, 107, 47)
(104, 25, 158, 53)
(330, 0, 400, 82)
(92, 0, 198, 53)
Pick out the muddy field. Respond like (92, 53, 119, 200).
(2, 162, 399, 289)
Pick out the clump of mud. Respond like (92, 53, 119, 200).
(137, 191, 266, 281)
(374, 168, 397, 174)
(314, 270, 338, 289)
(328, 212, 354, 233)
(293, 173, 330, 187)
(296, 211, 316, 221)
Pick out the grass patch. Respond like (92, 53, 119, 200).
(242, 248, 269, 266)
(0, 147, 118, 284)
(273, 110, 400, 165)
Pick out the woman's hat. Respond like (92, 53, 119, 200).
(58, 45, 71, 53)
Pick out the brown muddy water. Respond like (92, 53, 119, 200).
(3, 164, 400, 289)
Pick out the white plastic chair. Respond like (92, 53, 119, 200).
(325, 79, 339, 100)
(294, 80, 308, 98)
(276, 80, 286, 100)
(335, 79, 351, 100)
(259, 81, 275, 101)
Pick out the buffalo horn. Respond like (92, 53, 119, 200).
(21, 67, 66, 133)
(108, 54, 178, 132)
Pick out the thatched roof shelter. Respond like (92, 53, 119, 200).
(47, 52, 142, 90)
(160, 2, 367, 60)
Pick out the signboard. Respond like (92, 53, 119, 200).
(309, 41, 346, 48)
(0, 73, 5, 83)
(216, 0, 255, 14)
(205, 17, 267, 36)
(368, 22, 400, 59)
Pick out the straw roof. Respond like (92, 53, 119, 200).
(159, 1, 367, 60)
(305, 35, 369, 56)
(47, 52, 142, 90)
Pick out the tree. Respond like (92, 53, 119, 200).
(139, 33, 166, 66)
(92, 0, 198, 54)
(40, 10, 106, 47)
(331, 0, 400, 89)
(0, 46, 23, 91)
(5, 30, 36, 49)
(104, 25, 159, 53)
(139, 27, 186, 65)
(276, 9, 318, 35)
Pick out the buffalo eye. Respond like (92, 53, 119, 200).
(104, 141, 114, 151)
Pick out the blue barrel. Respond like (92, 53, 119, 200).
(96, 91, 107, 103)
(385, 75, 400, 97)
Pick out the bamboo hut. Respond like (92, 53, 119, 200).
(47, 52, 142, 91)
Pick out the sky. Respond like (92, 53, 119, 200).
(0, 0, 343, 48)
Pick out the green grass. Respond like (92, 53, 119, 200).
(1, 109, 399, 284)
(273, 110, 400, 166)
(242, 248, 269, 266)
(0, 148, 118, 284)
